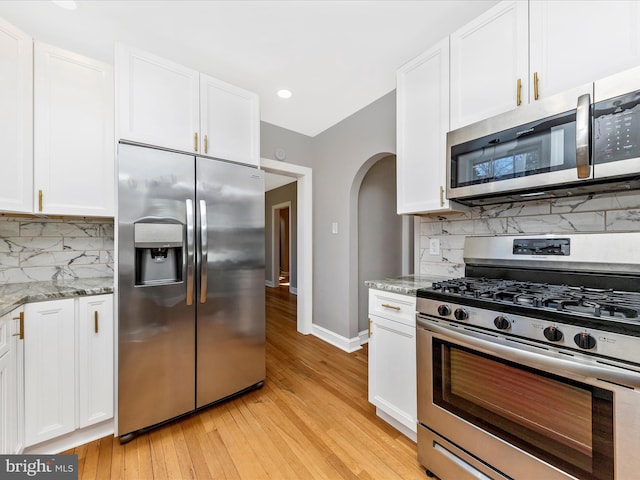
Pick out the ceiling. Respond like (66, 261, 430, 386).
(0, 0, 499, 138)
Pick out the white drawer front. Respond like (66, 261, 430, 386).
(368, 289, 416, 327)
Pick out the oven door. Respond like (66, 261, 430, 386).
(417, 319, 640, 480)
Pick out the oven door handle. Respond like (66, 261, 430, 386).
(419, 320, 640, 389)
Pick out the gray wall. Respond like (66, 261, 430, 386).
(260, 121, 314, 168)
(265, 181, 298, 289)
(357, 155, 402, 332)
(262, 91, 396, 339)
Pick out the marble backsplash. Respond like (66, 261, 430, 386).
(0, 215, 113, 284)
(418, 190, 640, 278)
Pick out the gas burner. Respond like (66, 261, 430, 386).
(430, 277, 640, 321)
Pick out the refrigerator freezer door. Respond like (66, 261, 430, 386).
(117, 143, 196, 435)
(195, 157, 265, 407)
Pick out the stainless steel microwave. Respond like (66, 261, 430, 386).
(447, 66, 640, 205)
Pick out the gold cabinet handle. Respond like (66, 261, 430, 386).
(439, 186, 445, 207)
(516, 78, 522, 106)
(204, 134, 208, 154)
(94, 310, 99, 334)
(381, 303, 401, 311)
(533, 71, 540, 100)
(368, 318, 372, 338)
(12, 312, 24, 340)
(38, 190, 43, 212)
(194, 132, 199, 152)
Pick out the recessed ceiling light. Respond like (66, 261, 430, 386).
(277, 89, 292, 99)
(52, 0, 77, 10)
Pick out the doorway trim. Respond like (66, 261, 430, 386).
(271, 201, 292, 291)
(261, 157, 312, 335)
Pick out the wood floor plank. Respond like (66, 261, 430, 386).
(62, 286, 427, 479)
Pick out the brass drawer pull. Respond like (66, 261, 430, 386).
(94, 311, 99, 333)
(12, 312, 24, 340)
(381, 303, 401, 311)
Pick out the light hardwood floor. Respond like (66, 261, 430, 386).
(64, 286, 427, 479)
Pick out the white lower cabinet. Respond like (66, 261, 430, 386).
(368, 289, 417, 441)
(0, 306, 24, 454)
(24, 294, 113, 448)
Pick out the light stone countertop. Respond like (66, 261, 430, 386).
(0, 277, 114, 317)
(364, 274, 453, 296)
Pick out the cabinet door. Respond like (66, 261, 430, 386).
(0, 310, 12, 454)
(77, 295, 113, 428)
(368, 314, 416, 433)
(0, 18, 33, 213)
(200, 74, 260, 166)
(24, 299, 75, 447)
(116, 44, 199, 153)
(10, 308, 24, 454)
(33, 42, 114, 216)
(529, 0, 640, 100)
(397, 38, 456, 214)
(450, 0, 529, 129)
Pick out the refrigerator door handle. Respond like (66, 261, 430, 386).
(186, 199, 195, 306)
(199, 199, 208, 303)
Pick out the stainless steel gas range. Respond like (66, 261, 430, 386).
(416, 233, 640, 480)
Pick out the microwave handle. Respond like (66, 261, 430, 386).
(575, 93, 591, 179)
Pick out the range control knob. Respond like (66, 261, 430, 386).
(437, 304, 452, 316)
(574, 332, 596, 350)
(543, 326, 564, 342)
(454, 308, 468, 321)
(493, 315, 510, 330)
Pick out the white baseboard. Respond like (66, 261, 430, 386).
(375, 408, 417, 443)
(265, 280, 275, 288)
(311, 324, 363, 353)
(24, 419, 114, 454)
(289, 286, 298, 295)
(358, 329, 369, 345)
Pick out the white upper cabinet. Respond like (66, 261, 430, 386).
(529, 0, 640, 100)
(117, 44, 260, 167)
(397, 38, 462, 214)
(450, 0, 528, 130)
(116, 44, 199, 154)
(0, 18, 33, 214)
(34, 42, 114, 216)
(200, 74, 259, 166)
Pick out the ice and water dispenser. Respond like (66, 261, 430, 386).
(134, 222, 184, 285)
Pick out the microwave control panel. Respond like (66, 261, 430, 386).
(593, 90, 640, 163)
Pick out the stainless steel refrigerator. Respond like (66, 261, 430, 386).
(117, 142, 265, 439)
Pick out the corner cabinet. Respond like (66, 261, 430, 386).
(33, 42, 114, 216)
(24, 294, 113, 449)
(0, 306, 25, 455)
(397, 38, 451, 214)
(116, 44, 260, 167)
(0, 18, 33, 213)
(368, 289, 417, 441)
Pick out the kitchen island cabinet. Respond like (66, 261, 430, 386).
(0, 306, 24, 455)
(117, 44, 260, 167)
(23, 294, 113, 452)
(0, 18, 33, 214)
(368, 289, 417, 441)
